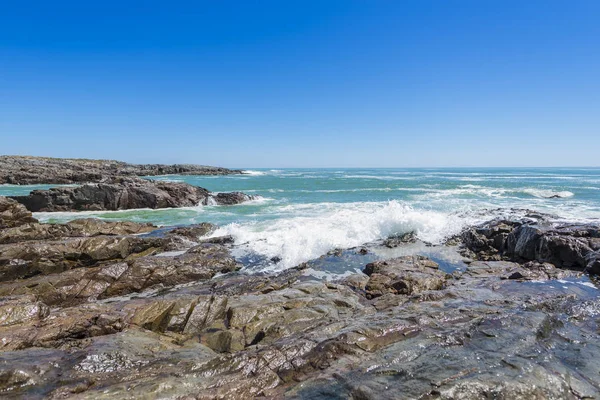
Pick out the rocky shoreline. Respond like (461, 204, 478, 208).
(0, 157, 599, 399)
(0, 193, 599, 398)
(9, 176, 254, 212)
(0, 155, 242, 185)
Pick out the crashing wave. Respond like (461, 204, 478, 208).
(209, 200, 480, 271)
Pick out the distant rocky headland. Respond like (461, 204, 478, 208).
(0, 155, 242, 185)
(1, 156, 252, 212)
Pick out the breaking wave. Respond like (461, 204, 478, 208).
(210, 200, 482, 271)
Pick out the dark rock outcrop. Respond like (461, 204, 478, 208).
(8, 177, 254, 212)
(0, 155, 241, 185)
(460, 218, 600, 274)
(209, 191, 254, 206)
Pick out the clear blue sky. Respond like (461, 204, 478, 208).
(1, 1, 599, 167)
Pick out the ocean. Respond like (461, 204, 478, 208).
(3, 167, 600, 274)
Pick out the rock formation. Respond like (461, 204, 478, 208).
(9, 177, 254, 212)
(0, 199, 599, 398)
(0, 155, 242, 185)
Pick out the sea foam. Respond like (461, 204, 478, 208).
(210, 200, 476, 271)
(242, 170, 266, 176)
(522, 189, 574, 198)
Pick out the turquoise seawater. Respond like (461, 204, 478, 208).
(2, 168, 600, 271)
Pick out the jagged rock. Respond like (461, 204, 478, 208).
(465, 260, 581, 281)
(0, 302, 124, 351)
(0, 251, 599, 399)
(66, 218, 157, 236)
(102, 244, 240, 299)
(166, 223, 216, 240)
(382, 231, 417, 248)
(0, 242, 241, 306)
(460, 219, 600, 274)
(131, 300, 176, 332)
(0, 197, 37, 229)
(198, 235, 234, 245)
(0, 218, 156, 244)
(0, 155, 242, 185)
(0, 235, 171, 281)
(10, 177, 254, 212)
(0, 296, 49, 327)
(363, 255, 447, 299)
(208, 192, 254, 205)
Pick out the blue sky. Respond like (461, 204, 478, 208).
(1, 1, 599, 167)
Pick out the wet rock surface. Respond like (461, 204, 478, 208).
(0, 200, 599, 399)
(363, 255, 447, 298)
(459, 217, 600, 274)
(9, 177, 254, 212)
(0, 155, 241, 185)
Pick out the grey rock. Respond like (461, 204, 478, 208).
(0, 155, 241, 185)
(460, 218, 600, 274)
(10, 177, 254, 212)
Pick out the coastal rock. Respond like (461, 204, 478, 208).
(0, 218, 156, 244)
(382, 231, 417, 248)
(363, 255, 447, 299)
(102, 243, 240, 299)
(208, 192, 254, 205)
(0, 234, 172, 281)
(0, 295, 49, 327)
(0, 155, 242, 185)
(0, 243, 240, 306)
(0, 251, 598, 399)
(165, 222, 216, 240)
(460, 219, 600, 274)
(66, 218, 157, 236)
(10, 177, 254, 212)
(1, 202, 600, 400)
(0, 197, 37, 229)
(465, 260, 581, 281)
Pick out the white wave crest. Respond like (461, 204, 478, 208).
(211, 200, 474, 271)
(522, 189, 574, 198)
(241, 170, 266, 176)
